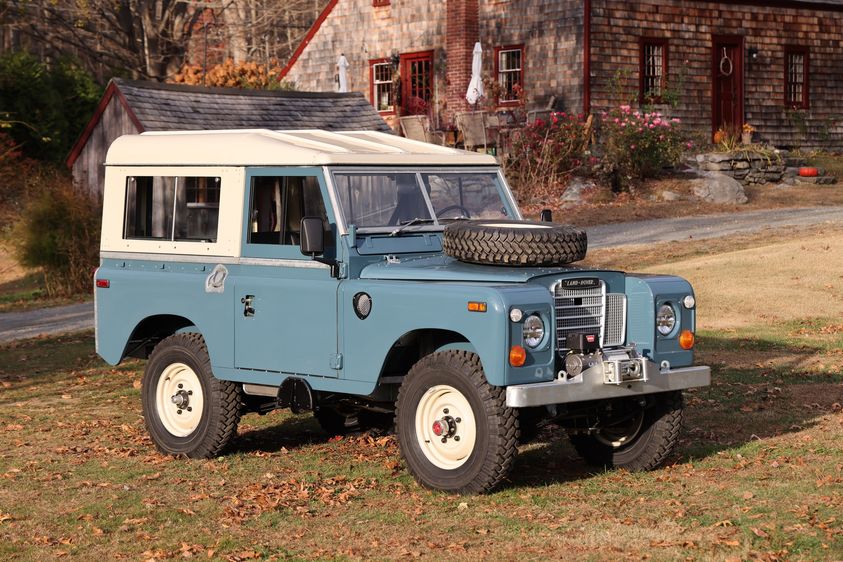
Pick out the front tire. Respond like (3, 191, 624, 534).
(568, 391, 684, 471)
(142, 333, 241, 458)
(395, 351, 519, 494)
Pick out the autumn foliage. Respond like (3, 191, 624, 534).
(172, 59, 294, 90)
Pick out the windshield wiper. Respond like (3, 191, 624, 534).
(389, 217, 436, 237)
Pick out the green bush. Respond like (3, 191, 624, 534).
(15, 178, 100, 297)
(0, 52, 101, 163)
(594, 105, 690, 191)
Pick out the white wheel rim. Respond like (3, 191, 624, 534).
(414, 385, 477, 470)
(155, 362, 204, 437)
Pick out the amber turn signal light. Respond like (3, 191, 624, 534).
(509, 345, 527, 367)
(679, 330, 695, 350)
(467, 301, 487, 313)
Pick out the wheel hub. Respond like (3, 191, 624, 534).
(171, 389, 190, 409)
(431, 416, 457, 438)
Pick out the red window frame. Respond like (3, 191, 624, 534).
(639, 38, 669, 104)
(372, 0, 389, 6)
(368, 58, 395, 115)
(784, 46, 809, 109)
(493, 44, 525, 105)
(400, 50, 434, 115)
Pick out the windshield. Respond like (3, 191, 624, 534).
(332, 170, 512, 232)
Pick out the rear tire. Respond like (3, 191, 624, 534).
(568, 391, 683, 471)
(142, 333, 241, 458)
(396, 351, 519, 494)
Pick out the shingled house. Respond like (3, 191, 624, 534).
(66, 78, 391, 197)
(280, 0, 843, 149)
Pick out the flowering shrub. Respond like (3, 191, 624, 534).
(504, 111, 590, 199)
(596, 105, 688, 190)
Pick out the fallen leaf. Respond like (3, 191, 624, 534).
(751, 527, 768, 538)
(742, 491, 754, 500)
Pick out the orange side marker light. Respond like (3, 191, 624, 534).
(509, 345, 527, 367)
(679, 330, 695, 350)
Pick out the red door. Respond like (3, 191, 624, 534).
(712, 36, 744, 137)
(400, 51, 434, 115)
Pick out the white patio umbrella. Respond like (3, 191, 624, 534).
(465, 42, 484, 106)
(337, 54, 349, 93)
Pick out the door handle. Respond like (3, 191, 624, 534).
(241, 295, 255, 317)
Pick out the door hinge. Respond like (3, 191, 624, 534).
(329, 353, 343, 370)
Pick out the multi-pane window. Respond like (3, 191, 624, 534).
(495, 46, 523, 103)
(370, 61, 393, 113)
(401, 52, 434, 115)
(640, 39, 668, 103)
(785, 46, 809, 109)
(124, 176, 220, 242)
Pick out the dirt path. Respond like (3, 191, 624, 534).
(586, 205, 843, 249)
(0, 301, 94, 344)
(1, 205, 841, 344)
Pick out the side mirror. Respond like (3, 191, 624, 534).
(540, 208, 553, 222)
(300, 217, 325, 256)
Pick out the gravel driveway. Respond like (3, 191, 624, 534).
(1, 205, 841, 344)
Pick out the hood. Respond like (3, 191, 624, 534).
(359, 254, 608, 283)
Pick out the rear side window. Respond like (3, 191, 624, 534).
(124, 176, 221, 242)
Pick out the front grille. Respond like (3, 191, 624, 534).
(554, 280, 626, 350)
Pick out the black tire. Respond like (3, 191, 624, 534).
(142, 333, 241, 458)
(395, 350, 519, 494)
(442, 220, 587, 267)
(568, 391, 684, 471)
(314, 405, 394, 436)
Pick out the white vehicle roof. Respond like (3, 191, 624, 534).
(105, 129, 498, 167)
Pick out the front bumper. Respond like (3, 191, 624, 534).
(505, 363, 710, 408)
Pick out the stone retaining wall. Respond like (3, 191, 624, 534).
(694, 152, 785, 186)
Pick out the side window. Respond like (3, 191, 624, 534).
(124, 176, 220, 242)
(248, 175, 332, 247)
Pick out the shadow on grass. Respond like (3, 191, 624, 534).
(232, 415, 329, 455)
(2, 331, 839, 488)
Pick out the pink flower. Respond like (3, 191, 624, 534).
(638, 128, 644, 133)
(614, 118, 620, 124)
(630, 144, 636, 149)
(686, 141, 694, 149)
(620, 105, 631, 113)
(649, 124, 656, 129)
(659, 135, 665, 141)
(671, 117, 681, 123)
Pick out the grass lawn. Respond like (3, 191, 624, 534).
(1, 235, 842, 561)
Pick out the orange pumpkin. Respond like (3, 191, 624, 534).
(799, 167, 819, 177)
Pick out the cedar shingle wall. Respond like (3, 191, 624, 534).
(481, 0, 584, 113)
(284, 0, 585, 126)
(590, 0, 843, 149)
(283, 0, 447, 126)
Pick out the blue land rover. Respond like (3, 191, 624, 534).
(95, 129, 710, 493)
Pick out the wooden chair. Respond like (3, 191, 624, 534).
(526, 109, 552, 125)
(399, 115, 445, 145)
(455, 111, 495, 152)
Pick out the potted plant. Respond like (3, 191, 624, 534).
(741, 123, 755, 145)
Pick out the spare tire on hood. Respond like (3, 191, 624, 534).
(442, 220, 587, 267)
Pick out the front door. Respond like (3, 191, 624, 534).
(234, 169, 340, 377)
(712, 36, 744, 137)
(400, 50, 434, 115)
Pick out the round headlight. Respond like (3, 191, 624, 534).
(683, 295, 696, 309)
(656, 304, 676, 336)
(522, 315, 545, 348)
(509, 308, 524, 322)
